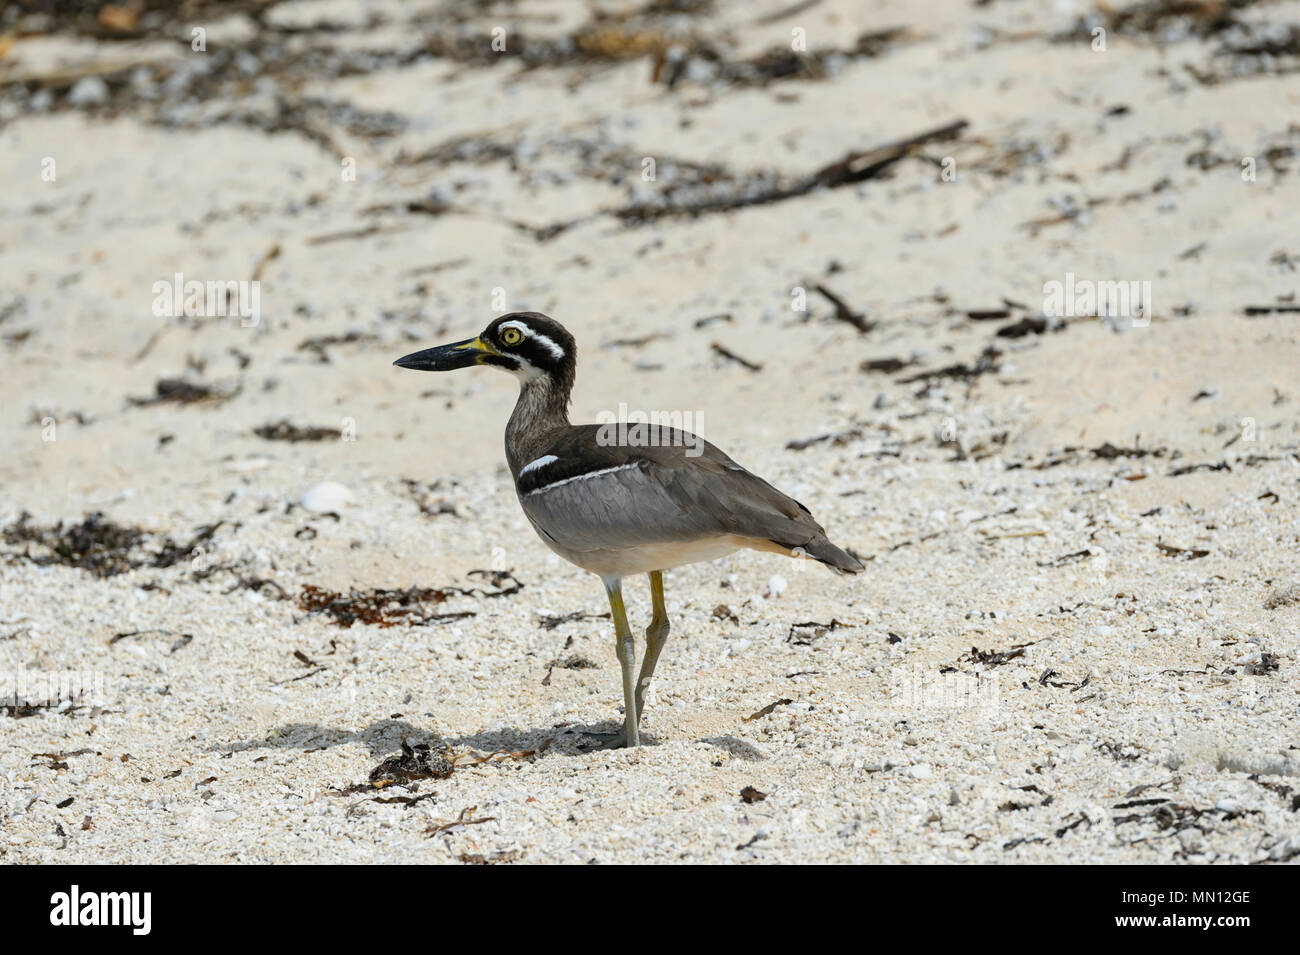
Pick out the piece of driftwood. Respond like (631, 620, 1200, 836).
(617, 118, 969, 221)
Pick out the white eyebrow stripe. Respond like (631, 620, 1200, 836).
(520, 454, 558, 475)
(523, 462, 638, 496)
(501, 320, 565, 360)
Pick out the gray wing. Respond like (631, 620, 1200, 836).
(517, 425, 861, 571)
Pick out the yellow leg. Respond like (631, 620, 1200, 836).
(635, 570, 671, 721)
(602, 575, 639, 747)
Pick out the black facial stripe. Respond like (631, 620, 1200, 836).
(509, 336, 554, 368)
(482, 353, 518, 370)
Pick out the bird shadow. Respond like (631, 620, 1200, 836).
(218, 718, 659, 762)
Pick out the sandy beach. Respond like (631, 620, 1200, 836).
(1, 0, 1298, 863)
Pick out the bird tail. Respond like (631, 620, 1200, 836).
(757, 535, 863, 575)
(802, 536, 865, 575)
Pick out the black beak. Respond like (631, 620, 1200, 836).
(393, 337, 485, 372)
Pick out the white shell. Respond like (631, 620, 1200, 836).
(299, 481, 352, 512)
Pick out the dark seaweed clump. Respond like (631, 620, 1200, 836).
(1, 511, 218, 577)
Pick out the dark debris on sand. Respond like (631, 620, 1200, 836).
(297, 585, 468, 629)
(297, 571, 522, 628)
(128, 378, 240, 407)
(1, 511, 221, 578)
(253, 420, 342, 442)
(368, 740, 455, 788)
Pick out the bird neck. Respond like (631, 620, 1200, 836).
(505, 374, 571, 477)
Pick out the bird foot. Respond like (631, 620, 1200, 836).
(578, 725, 641, 750)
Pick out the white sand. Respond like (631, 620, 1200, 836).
(1, 0, 1298, 863)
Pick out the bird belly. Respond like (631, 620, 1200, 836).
(525, 519, 748, 577)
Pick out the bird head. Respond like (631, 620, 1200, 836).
(394, 312, 577, 390)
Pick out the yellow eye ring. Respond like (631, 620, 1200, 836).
(500, 327, 523, 346)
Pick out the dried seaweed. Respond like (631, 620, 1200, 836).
(297, 585, 469, 629)
(401, 478, 460, 519)
(297, 571, 520, 628)
(710, 342, 763, 372)
(1098, 741, 1143, 762)
(400, 116, 964, 229)
(369, 740, 455, 788)
(1003, 835, 1045, 850)
(962, 643, 1032, 667)
(1167, 460, 1230, 476)
(2, 512, 220, 578)
(1055, 0, 1265, 44)
(1244, 304, 1300, 316)
(785, 619, 845, 645)
(617, 119, 967, 221)
(417, 13, 909, 89)
(537, 610, 609, 630)
(458, 848, 522, 864)
(371, 791, 437, 809)
(743, 699, 792, 722)
(543, 653, 599, 684)
(109, 628, 177, 645)
(1113, 800, 1259, 832)
(1055, 814, 1091, 838)
(1, 702, 44, 718)
(551, 654, 598, 671)
(1092, 441, 1164, 460)
(425, 805, 496, 838)
(859, 357, 913, 374)
(966, 308, 1012, 321)
(3, 511, 144, 577)
(6, 1, 284, 41)
(662, 28, 913, 89)
(221, 575, 289, 600)
(1156, 541, 1210, 559)
(813, 284, 873, 334)
(897, 345, 1003, 385)
(253, 420, 342, 442)
(1037, 549, 1092, 569)
(465, 569, 525, 598)
(297, 331, 380, 363)
(996, 316, 1056, 338)
(785, 429, 863, 451)
(127, 378, 239, 406)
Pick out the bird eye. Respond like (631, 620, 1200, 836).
(500, 327, 523, 346)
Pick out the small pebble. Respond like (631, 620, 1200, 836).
(67, 76, 110, 107)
